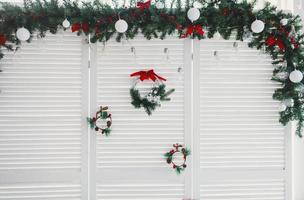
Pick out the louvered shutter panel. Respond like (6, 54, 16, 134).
(0, 31, 88, 200)
(195, 38, 288, 200)
(92, 35, 188, 200)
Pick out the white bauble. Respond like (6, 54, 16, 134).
(16, 27, 30, 41)
(62, 18, 70, 28)
(283, 99, 294, 107)
(289, 70, 303, 83)
(115, 19, 128, 33)
(187, 7, 200, 22)
(280, 18, 288, 26)
(251, 20, 265, 33)
(155, 1, 165, 9)
(193, 1, 203, 9)
(213, 31, 221, 39)
(278, 103, 287, 112)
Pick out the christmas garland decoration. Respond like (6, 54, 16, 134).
(87, 106, 112, 136)
(1, 0, 304, 136)
(130, 69, 175, 115)
(164, 143, 191, 174)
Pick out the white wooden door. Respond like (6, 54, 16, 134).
(194, 38, 289, 200)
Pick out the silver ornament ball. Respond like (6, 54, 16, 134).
(187, 7, 200, 22)
(251, 20, 265, 33)
(115, 19, 128, 33)
(16, 27, 31, 41)
(289, 70, 303, 83)
(62, 18, 71, 28)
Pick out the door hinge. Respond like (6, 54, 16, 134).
(88, 60, 91, 68)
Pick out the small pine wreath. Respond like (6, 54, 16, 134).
(164, 143, 191, 174)
(87, 106, 112, 136)
(130, 69, 175, 115)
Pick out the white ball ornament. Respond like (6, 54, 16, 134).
(115, 19, 128, 33)
(187, 7, 200, 22)
(62, 18, 70, 28)
(280, 18, 288, 26)
(278, 103, 287, 112)
(289, 70, 303, 83)
(283, 99, 294, 107)
(16, 27, 30, 41)
(251, 19, 265, 33)
(213, 31, 221, 39)
(155, 1, 165, 9)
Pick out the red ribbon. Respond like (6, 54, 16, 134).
(266, 35, 285, 51)
(130, 69, 166, 82)
(181, 25, 205, 38)
(137, 0, 151, 10)
(71, 22, 90, 33)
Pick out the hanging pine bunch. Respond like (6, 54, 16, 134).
(129, 69, 175, 115)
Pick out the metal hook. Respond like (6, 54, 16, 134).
(233, 42, 238, 48)
(131, 46, 136, 55)
(164, 47, 170, 60)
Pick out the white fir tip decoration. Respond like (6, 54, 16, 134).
(278, 103, 287, 112)
(115, 19, 128, 33)
(187, 7, 200, 22)
(283, 99, 294, 107)
(251, 19, 265, 33)
(193, 1, 203, 9)
(213, 31, 221, 39)
(16, 27, 31, 41)
(280, 18, 288, 26)
(155, 1, 165, 9)
(62, 18, 70, 28)
(289, 70, 303, 83)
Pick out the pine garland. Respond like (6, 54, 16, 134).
(1, 0, 304, 136)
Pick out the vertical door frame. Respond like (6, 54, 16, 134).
(192, 39, 201, 199)
(184, 38, 194, 198)
(89, 40, 98, 200)
(80, 36, 90, 200)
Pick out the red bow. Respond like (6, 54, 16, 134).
(181, 25, 205, 38)
(266, 35, 285, 51)
(130, 69, 166, 82)
(71, 22, 90, 33)
(137, 0, 151, 10)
